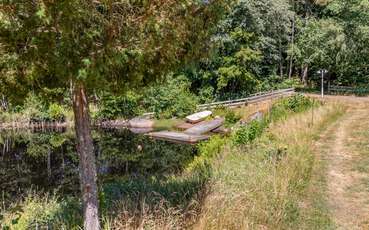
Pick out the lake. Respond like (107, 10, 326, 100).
(0, 128, 197, 206)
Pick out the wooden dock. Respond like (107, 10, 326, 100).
(211, 126, 231, 134)
(148, 131, 210, 144)
(129, 128, 154, 134)
(176, 121, 206, 130)
(184, 118, 224, 135)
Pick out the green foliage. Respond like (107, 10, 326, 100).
(0, 193, 81, 229)
(177, 0, 305, 101)
(289, 0, 369, 86)
(233, 120, 266, 145)
(0, 102, 67, 124)
(214, 107, 241, 126)
(187, 135, 227, 175)
(96, 92, 142, 120)
(23, 94, 47, 122)
(175, 0, 369, 97)
(47, 103, 65, 122)
(22, 95, 66, 122)
(271, 94, 315, 120)
(260, 76, 303, 91)
(294, 18, 346, 69)
(143, 77, 198, 119)
(215, 0, 294, 80)
(198, 86, 215, 103)
(283, 94, 315, 112)
(333, 85, 369, 96)
(2, 0, 368, 113)
(215, 30, 262, 95)
(95, 76, 201, 120)
(183, 29, 262, 100)
(0, 0, 232, 98)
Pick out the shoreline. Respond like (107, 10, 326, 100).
(0, 119, 141, 131)
(0, 121, 71, 130)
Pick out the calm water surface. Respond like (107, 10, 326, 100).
(0, 128, 197, 204)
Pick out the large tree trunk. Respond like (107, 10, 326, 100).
(72, 83, 100, 230)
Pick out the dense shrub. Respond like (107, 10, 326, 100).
(143, 76, 199, 119)
(354, 86, 369, 96)
(214, 107, 241, 126)
(96, 92, 142, 120)
(23, 94, 48, 122)
(270, 94, 315, 121)
(0, 193, 81, 229)
(233, 120, 267, 145)
(198, 86, 215, 103)
(185, 135, 228, 181)
(15, 94, 67, 122)
(47, 103, 66, 122)
(260, 76, 302, 91)
(282, 94, 314, 112)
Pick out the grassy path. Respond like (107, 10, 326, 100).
(314, 98, 369, 229)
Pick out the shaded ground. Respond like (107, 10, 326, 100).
(313, 95, 369, 229)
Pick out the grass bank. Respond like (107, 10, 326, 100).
(195, 100, 345, 229)
(0, 95, 344, 229)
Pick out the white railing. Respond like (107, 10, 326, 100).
(141, 88, 296, 117)
(197, 88, 295, 109)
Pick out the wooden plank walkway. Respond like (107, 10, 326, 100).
(176, 121, 207, 130)
(184, 118, 224, 135)
(211, 126, 231, 134)
(148, 131, 210, 144)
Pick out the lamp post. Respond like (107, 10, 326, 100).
(317, 69, 328, 98)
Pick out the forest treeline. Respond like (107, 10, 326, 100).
(1, 0, 368, 121)
(183, 0, 369, 97)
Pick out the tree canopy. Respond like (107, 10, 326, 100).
(0, 1, 233, 229)
(0, 0, 230, 97)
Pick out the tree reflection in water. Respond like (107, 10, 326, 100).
(0, 128, 197, 206)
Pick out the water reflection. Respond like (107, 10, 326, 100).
(0, 128, 197, 204)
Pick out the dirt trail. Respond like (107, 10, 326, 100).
(317, 97, 369, 229)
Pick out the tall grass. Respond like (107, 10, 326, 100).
(0, 192, 82, 230)
(102, 174, 208, 230)
(195, 102, 345, 229)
